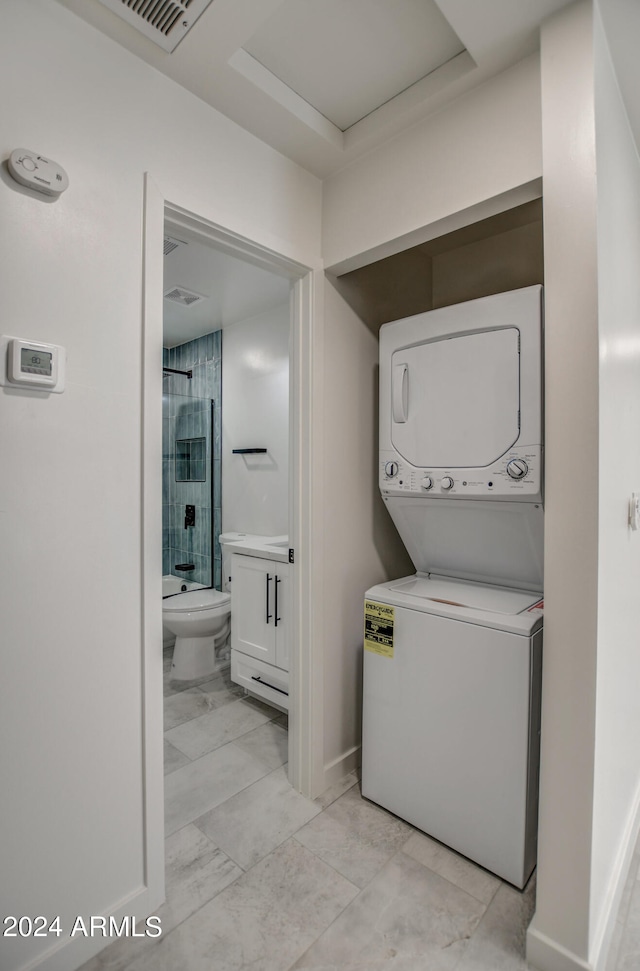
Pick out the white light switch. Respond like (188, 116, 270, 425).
(629, 494, 640, 531)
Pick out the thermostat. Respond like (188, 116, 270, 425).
(8, 149, 69, 197)
(0, 337, 66, 393)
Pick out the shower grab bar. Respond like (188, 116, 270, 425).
(232, 448, 267, 454)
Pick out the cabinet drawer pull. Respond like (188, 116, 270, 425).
(266, 574, 272, 624)
(251, 675, 288, 696)
(275, 575, 281, 627)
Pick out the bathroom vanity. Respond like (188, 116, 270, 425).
(221, 534, 290, 711)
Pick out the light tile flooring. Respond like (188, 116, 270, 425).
(79, 650, 640, 971)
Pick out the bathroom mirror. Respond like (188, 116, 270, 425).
(175, 437, 206, 481)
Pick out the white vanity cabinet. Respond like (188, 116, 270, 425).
(230, 552, 290, 709)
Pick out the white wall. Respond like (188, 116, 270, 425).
(222, 303, 290, 538)
(526, 5, 600, 970)
(591, 3, 640, 960)
(321, 281, 412, 780)
(0, 3, 320, 970)
(526, 5, 640, 970)
(322, 53, 542, 273)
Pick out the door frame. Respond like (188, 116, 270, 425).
(141, 175, 323, 906)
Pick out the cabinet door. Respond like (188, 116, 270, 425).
(231, 554, 276, 665)
(273, 566, 289, 671)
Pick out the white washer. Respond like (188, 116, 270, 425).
(363, 286, 544, 888)
(362, 575, 543, 888)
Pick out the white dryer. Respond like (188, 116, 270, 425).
(362, 285, 544, 889)
(379, 284, 543, 513)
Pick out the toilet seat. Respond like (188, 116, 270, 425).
(163, 589, 231, 614)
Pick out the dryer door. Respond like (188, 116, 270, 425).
(391, 327, 520, 469)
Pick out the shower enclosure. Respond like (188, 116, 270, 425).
(162, 332, 222, 590)
(163, 382, 222, 595)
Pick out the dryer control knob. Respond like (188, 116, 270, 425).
(441, 476, 454, 491)
(384, 461, 399, 478)
(507, 459, 528, 479)
(421, 476, 433, 491)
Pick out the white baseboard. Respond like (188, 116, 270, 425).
(19, 885, 164, 971)
(322, 744, 361, 790)
(527, 777, 640, 971)
(590, 778, 640, 971)
(526, 925, 593, 971)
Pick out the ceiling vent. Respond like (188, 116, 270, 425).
(164, 235, 187, 256)
(96, 0, 215, 53)
(164, 286, 207, 307)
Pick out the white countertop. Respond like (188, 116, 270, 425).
(219, 533, 289, 563)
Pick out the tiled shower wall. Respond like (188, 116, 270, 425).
(162, 331, 222, 589)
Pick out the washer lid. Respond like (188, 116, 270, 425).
(383, 495, 544, 590)
(366, 575, 543, 636)
(391, 575, 539, 614)
(162, 589, 231, 613)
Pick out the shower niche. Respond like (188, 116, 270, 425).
(175, 437, 207, 482)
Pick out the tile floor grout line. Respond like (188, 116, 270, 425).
(289, 831, 380, 891)
(136, 860, 247, 964)
(163, 745, 276, 835)
(165, 698, 282, 753)
(148, 830, 359, 971)
(397, 838, 504, 910)
(165, 717, 284, 768)
(288, 822, 498, 935)
(187, 764, 319, 874)
(280, 840, 370, 971)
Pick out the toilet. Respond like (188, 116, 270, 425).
(162, 588, 231, 680)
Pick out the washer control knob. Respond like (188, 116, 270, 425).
(506, 459, 529, 479)
(421, 476, 433, 491)
(385, 461, 399, 478)
(441, 476, 454, 491)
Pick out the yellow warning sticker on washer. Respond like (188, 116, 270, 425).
(364, 601, 395, 658)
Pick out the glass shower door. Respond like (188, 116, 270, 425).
(162, 392, 220, 589)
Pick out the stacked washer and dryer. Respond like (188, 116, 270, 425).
(362, 285, 544, 889)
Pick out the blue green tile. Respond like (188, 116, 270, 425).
(163, 332, 221, 591)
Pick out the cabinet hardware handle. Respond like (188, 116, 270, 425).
(266, 573, 272, 624)
(251, 675, 288, 696)
(275, 575, 281, 626)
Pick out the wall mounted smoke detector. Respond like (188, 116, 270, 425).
(8, 149, 69, 197)
(96, 0, 215, 53)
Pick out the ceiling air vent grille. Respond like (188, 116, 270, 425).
(164, 286, 207, 307)
(96, 0, 215, 53)
(164, 235, 187, 255)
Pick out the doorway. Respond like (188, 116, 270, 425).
(141, 183, 318, 909)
